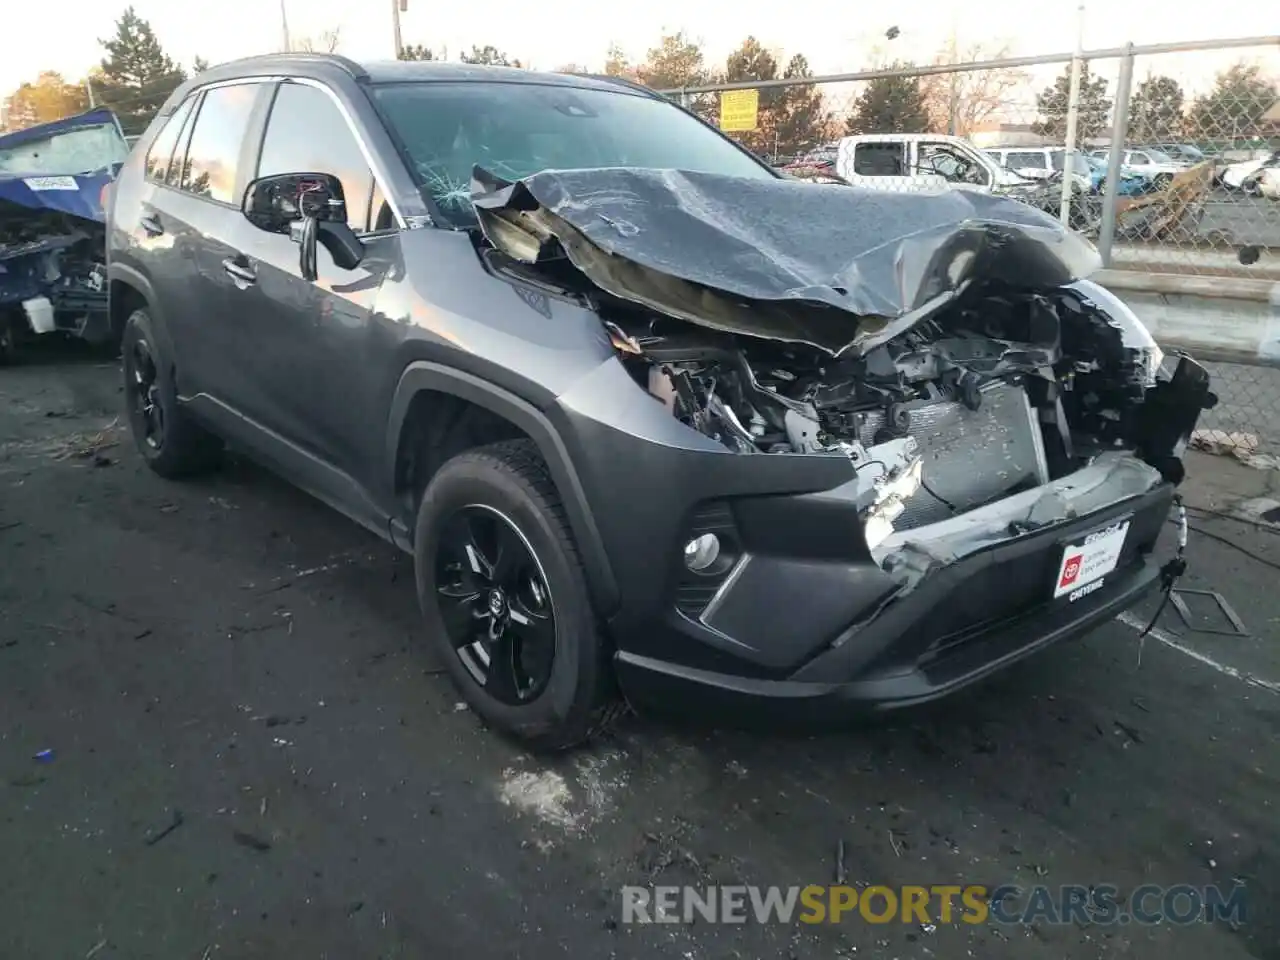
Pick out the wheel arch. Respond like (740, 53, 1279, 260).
(386, 361, 619, 615)
(107, 264, 176, 372)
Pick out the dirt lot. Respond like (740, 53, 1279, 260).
(2, 345, 1278, 960)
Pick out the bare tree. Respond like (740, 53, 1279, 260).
(295, 27, 342, 54)
(918, 42, 1030, 137)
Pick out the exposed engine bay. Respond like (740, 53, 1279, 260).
(0, 206, 107, 319)
(604, 282, 1168, 548)
(471, 165, 1215, 553)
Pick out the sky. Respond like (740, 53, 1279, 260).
(3, 1, 1277, 106)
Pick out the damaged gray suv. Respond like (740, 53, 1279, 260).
(105, 54, 1215, 749)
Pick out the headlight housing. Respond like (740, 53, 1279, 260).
(1065, 278, 1163, 387)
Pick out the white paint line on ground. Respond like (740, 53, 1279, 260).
(1116, 611, 1280, 696)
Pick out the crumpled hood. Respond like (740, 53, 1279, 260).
(471, 166, 1102, 357)
(0, 172, 113, 227)
(0, 107, 126, 228)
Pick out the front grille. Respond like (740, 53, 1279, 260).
(675, 582, 721, 615)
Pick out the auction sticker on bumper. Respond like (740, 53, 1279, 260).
(1054, 519, 1130, 600)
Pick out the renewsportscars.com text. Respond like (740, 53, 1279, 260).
(621, 884, 1248, 927)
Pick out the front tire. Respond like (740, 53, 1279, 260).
(122, 307, 222, 478)
(414, 439, 621, 751)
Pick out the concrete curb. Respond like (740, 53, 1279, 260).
(1094, 269, 1277, 303)
(1098, 270, 1280, 364)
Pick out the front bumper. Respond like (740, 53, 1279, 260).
(614, 505, 1166, 723)
(550, 356, 1201, 722)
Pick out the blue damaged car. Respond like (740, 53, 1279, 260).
(0, 107, 128, 362)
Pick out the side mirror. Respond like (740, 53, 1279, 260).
(287, 218, 365, 281)
(243, 172, 346, 233)
(243, 172, 363, 280)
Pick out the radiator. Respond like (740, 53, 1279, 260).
(860, 380, 1050, 530)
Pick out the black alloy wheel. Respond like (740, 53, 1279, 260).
(120, 307, 221, 478)
(435, 504, 557, 705)
(127, 337, 165, 451)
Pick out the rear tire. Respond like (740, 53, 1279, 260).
(414, 439, 621, 751)
(121, 307, 222, 478)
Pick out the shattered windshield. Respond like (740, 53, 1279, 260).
(0, 122, 129, 177)
(371, 80, 774, 225)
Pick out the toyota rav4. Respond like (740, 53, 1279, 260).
(105, 54, 1215, 749)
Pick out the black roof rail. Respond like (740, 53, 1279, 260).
(214, 52, 369, 80)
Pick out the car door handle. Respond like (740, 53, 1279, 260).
(222, 257, 257, 286)
(139, 214, 164, 237)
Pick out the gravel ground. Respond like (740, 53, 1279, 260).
(1, 344, 1277, 960)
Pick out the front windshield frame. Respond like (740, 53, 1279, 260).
(367, 79, 779, 228)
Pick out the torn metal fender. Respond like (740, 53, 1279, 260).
(471, 166, 1102, 357)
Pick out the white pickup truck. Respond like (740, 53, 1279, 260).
(830, 133, 1100, 232)
(834, 133, 1040, 194)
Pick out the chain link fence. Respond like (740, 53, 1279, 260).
(657, 36, 1280, 461)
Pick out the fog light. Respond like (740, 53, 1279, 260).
(683, 533, 721, 572)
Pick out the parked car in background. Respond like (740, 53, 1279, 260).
(1083, 155, 1154, 196)
(1154, 143, 1208, 165)
(1088, 147, 1187, 187)
(836, 134, 1100, 232)
(1256, 165, 1280, 200)
(104, 54, 1213, 748)
(788, 144, 838, 169)
(985, 146, 1092, 193)
(1221, 150, 1280, 193)
(0, 107, 127, 363)
(837, 134, 1025, 194)
(777, 144, 840, 179)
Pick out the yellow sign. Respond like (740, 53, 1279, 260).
(719, 89, 759, 132)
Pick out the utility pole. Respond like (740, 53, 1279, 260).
(279, 0, 291, 52)
(85, 77, 96, 107)
(391, 0, 405, 59)
(1058, 2, 1086, 226)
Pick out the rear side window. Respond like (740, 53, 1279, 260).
(852, 142, 905, 176)
(181, 83, 260, 204)
(257, 82, 375, 232)
(165, 100, 198, 188)
(144, 97, 195, 182)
